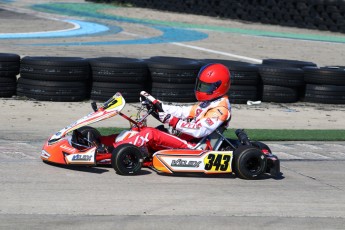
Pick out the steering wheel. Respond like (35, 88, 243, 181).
(140, 91, 164, 121)
(140, 91, 164, 112)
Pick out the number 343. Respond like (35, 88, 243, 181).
(204, 153, 232, 172)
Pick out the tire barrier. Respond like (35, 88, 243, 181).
(262, 85, 299, 103)
(262, 59, 317, 69)
(304, 66, 345, 104)
(147, 56, 202, 102)
(17, 56, 90, 102)
(1, 52, 345, 104)
(259, 59, 320, 103)
(89, 57, 148, 102)
(88, 0, 345, 34)
(259, 66, 304, 103)
(0, 53, 20, 97)
(259, 66, 305, 88)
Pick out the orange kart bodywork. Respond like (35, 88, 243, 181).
(41, 92, 124, 166)
(41, 137, 112, 165)
(153, 149, 233, 174)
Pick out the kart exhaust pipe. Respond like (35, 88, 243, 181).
(235, 129, 252, 146)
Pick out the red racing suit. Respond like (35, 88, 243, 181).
(102, 95, 231, 151)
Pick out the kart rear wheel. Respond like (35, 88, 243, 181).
(233, 146, 267, 180)
(251, 141, 272, 153)
(111, 144, 143, 175)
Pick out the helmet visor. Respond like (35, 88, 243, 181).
(195, 79, 221, 94)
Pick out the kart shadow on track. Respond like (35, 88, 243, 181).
(156, 171, 284, 180)
(43, 161, 153, 175)
(43, 161, 109, 174)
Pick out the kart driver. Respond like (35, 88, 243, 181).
(100, 63, 231, 151)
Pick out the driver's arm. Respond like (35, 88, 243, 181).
(174, 107, 230, 138)
(162, 103, 193, 119)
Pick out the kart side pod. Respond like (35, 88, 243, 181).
(152, 149, 234, 174)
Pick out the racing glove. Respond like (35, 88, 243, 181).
(158, 112, 179, 128)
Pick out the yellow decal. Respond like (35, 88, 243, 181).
(104, 95, 123, 110)
(204, 153, 232, 172)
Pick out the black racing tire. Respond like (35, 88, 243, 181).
(77, 126, 101, 140)
(0, 64, 20, 71)
(227, 85, 258, 104)
(89, 57, 148, 83)
(151, 82, 196, 102)
(151, 82, 194, 90)
(262, 85, 299, 103)
(89, 57, 147, 69)
(0, 53, 20, 62)
(0, 76, 16, 97)
(91, 68, 148, 83)
(16, 92, 87, 102)
(21, 56, 89, 67)
(90, 82, 145, 102)
(71, 126, 101, 148)
(111, 144, 143, 175)
(201, 59, 256, 69)
(251, 141, 272, 153)
(147, 56, 202, 70)
(259, 66, 305, 87)
(232, 145, 267, 180)
(303, 66, 345, 85)
(262, 59, 317, 68)
(71, 126, 101, 149)
(20, 56, 90, 81)
(0, 53, 20, 76)
(230, 72, 260, 85)
(0, 76, 16, 83)
(20, 66, 90, 80)
(150, 68, 198, 84)
(304, 84, 345, 104)
(0, 71, 19, 77)
(147, 57, 201, 84)
(16, 77, 88, 102)
(90, 94, 139, 103)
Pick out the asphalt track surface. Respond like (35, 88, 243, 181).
(1, 1, 345, 229)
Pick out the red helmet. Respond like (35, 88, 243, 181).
(195, 63, 231, 101)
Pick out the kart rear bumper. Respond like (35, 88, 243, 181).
(267, 155, 280, 178)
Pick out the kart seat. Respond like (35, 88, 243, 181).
(192, 120, 229, 151)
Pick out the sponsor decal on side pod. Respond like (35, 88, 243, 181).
(65, 147, 96, 165)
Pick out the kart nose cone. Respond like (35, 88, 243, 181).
(41, 149, 51, 159)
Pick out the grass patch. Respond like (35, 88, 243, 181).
(97, 127, 345, 141)
(224, 129, 345, 141)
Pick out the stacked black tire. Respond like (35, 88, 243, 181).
(2, 54, 344, 105)
(259, 59, 317, 103)
(98, 0, 345, 34)
(89, 57, 148, 102)
(17, 57, 90, 101)
(147, 57, 202, 102)
(304, 66, 345, 104)
(202, 59, 260, 104)
(0, 53, 20, 98)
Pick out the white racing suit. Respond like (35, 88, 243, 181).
(110, 95, 231, 151)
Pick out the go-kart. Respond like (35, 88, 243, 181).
(41, 91, 280, 179)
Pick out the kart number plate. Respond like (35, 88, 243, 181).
(204, 153, 232, 172)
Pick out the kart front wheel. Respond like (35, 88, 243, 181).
(111, 144, 143, 175)
(233, 145, 267, 180)
(77, 126, 101, 140)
